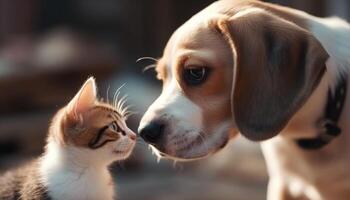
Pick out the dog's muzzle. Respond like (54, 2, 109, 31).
(139, 121, 165, 145)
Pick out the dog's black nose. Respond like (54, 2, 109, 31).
(139, 122, 164, 144)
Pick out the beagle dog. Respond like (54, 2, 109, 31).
(138, 0, 350, 199)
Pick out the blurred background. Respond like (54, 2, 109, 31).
(0, 0, 349, 199)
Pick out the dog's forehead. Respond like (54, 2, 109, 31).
(164, 6, 228, 53)
(158, 0, 243, 80)
(161, 19, 224, 69)
(158, 25, 200, 78)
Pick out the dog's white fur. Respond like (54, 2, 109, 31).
(140, 1, 350, 199)
(140, 65, 231, 159)
(310, 16, 350, 82)
(140, 73, 233, 159)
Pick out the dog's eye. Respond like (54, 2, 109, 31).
(183, 66, 210, 86)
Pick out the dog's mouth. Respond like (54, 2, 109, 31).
(148, 130, 230, 160)
(149, 145, 210, 161)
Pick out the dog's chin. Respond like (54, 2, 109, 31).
(149, 145, 210, 161)
(150, 134, 230, 161)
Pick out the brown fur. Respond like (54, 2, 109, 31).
(217, 10, 328, 140)
(156, 0, 327, 141)
(0, 161, 50, 200)
(218, 0, 308, 29)
(59, 103, 123, 148)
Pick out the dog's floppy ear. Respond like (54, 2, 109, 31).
(216, 10, 328, 141)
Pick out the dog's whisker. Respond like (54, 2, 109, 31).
(136, 56, 158, 63)
(156, 155, 162, 163)
(172, 160, 178, 169)
(197, 131, 210, 153)
(142, 64, 156, 72)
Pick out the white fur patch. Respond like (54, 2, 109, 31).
(140, 60, 234, 158)
(309, 16, 350, 88)
(140, 72, 203, 131)
(40, 141, 115, 200)
(183, 120, 232, 158)
(140, 80, 203, 137)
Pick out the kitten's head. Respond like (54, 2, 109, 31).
(50, 77, 136, 164)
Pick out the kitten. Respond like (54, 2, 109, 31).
(0, 77, 137, 200)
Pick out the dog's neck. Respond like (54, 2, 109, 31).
(282, 57, 348, 141)
(281, 71, 330, 139)
(279, 15, 350, 141)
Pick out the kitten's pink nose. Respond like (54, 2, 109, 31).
(129, 133, 137, 141)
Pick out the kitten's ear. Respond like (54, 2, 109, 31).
(66, 77, 97, 119)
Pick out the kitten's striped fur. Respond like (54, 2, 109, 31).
(0, 77, 136, 200)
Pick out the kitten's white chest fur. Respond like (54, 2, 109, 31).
(40, 141, 115, 200)
(35, 77, 136, 200)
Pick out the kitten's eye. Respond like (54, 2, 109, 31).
(109, 122, 119, 132)
(109, 121, 126, 136)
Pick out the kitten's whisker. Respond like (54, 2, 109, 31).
(122, 104, 134, 115)
(118, 100, 127, 114)
(124, 111, 138, 119)
(117, 94, 128, 114)
(118, 94, 128, 107)
(121, 104, 132, 117)
(122, 106, 132, 118)
(106, 85, 111, 104)
(113, 92, 120, 108)
(127, 110, 138, 115)
(112, 91, 119, 107)
(113, 83, 126, 107)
